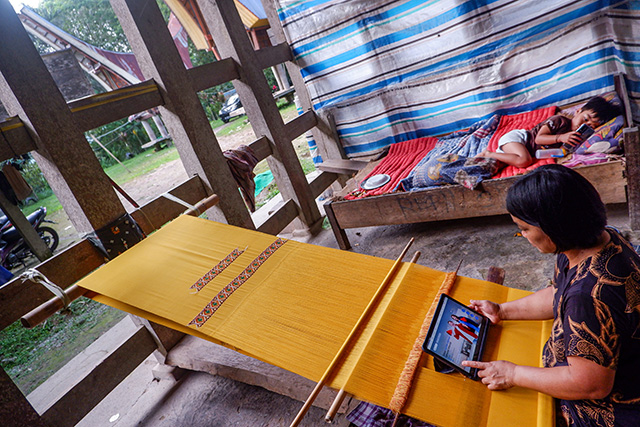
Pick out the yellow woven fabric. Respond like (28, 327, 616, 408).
(80, 215, 553, 427)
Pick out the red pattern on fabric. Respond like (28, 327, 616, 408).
(188, 238, 288, 328)
(345, 137, 438, 199)
(189, 247, 244, 292)
(489, 106, 558, 179)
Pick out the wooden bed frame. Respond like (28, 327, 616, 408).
(324, 74, 640, 250)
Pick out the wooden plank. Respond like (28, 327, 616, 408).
(256, 199, 298, 235)
(112, 0, 254, 229)
(625, 128, 640, 229)
(317, 159, 368, 175)
(309, 171, 339, 199)
(285, 109, 317, 141)
(39, 325, 157, 427)
(329, 161, 626, 230)
(254, 42, 293, 70)
(0, 366, 47, 427)
(248, 135, 272, 163)
(69, 80, 164, 132)
(0, 117, 37, 161)
(188, 58, 239, 92)
(130, 175, 208, 234)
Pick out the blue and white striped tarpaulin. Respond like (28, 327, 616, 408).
(276, 0, 640, 159)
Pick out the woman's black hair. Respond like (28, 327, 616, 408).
(506, 164, 606, 253)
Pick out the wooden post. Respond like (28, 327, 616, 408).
(624, 127, 640, 230)
(110, 0, 254, 229)
(198, 0, 324, 232)
(0, 188, 51, 262)
(0, 3, 126, 234)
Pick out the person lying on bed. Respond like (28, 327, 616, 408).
(476, 96, 620, 168)
(462, 165, 640, 427)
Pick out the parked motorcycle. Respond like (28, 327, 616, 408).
(0, 207, 59, 270)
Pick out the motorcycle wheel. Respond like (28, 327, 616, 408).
(38, 226, 59, 252)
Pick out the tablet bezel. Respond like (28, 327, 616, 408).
(422, 294, 490, 380)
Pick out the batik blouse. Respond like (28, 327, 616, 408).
(543, 228, 640, 426)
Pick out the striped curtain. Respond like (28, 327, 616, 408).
(276, 0, 640, 159)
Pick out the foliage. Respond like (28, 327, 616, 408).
(88, 119, 147, 168)
(37, 0, 131, 52)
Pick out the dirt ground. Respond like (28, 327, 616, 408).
(47, 115, 289, 253)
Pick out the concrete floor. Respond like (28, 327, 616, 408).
(74, 202, 635, 427)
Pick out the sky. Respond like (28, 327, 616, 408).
(9, 0, 41, 12)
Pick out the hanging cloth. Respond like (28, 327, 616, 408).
(223, 145, 259, 212)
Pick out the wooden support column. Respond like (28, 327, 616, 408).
(198, 0, 323, 232)
(110, 0, 254, 229)
(0, 4, 125, 234)
(0, 189, 51, 261)
(625, 127, 640, 230)
(263, 0, 346, 163)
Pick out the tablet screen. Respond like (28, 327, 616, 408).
(422, 294, 488, 378)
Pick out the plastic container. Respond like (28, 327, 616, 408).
(535, 148, 567, 159)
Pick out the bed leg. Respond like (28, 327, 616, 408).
(324, 200, 351, 250)
(624, 127, 640, 230)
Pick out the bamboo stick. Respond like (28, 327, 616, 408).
(389, 260, 462, 427)
(324, 250, 422, 423)
(290, 238, 415, 427)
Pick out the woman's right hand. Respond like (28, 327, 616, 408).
(469, 300, 503, 324)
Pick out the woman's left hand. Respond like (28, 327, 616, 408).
(462, 360, 517, 390)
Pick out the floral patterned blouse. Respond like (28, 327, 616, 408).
(543, 228, 640, 426)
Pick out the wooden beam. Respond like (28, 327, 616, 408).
(248, 135, 272, 163)
(39, 325, 157, 427)
(317, 159, 368, 175)
(130, 175, 208, 235)
(309, 171, 339, 199)
(0, 366, 47, 427)
(188, 58, 239, 92)
(69, 80, 164, 132)
(254, 42, 293, 70)
(111, 0, 255, 229)
(0, 117, 36, 161)
(285, 110, 317, 142)
(256, 198, 298, 235)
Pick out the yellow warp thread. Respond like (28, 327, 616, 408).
(77, 215, 553, 427)
(389, 270, 458, 413)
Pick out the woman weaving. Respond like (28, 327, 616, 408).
(462, 165, 640, 426)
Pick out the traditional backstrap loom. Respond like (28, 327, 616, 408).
(77, 215, 553, 426)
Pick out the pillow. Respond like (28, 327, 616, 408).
(575, 115, 625, 154)
(407, 153, 500, 190)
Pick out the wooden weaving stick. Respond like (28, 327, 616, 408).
(389, 260, 462, 427)
(289, 238, 415, 427)
(324, 250, 423, 423)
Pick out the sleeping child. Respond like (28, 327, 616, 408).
(476, 96, 620, 168)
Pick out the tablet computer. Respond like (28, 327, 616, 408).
(422, 294, 490, 380)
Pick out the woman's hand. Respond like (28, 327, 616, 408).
(462, 360, 517, 390)
(468, 300, 502, 324)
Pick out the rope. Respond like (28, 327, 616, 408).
(19, 268, 71, 309)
